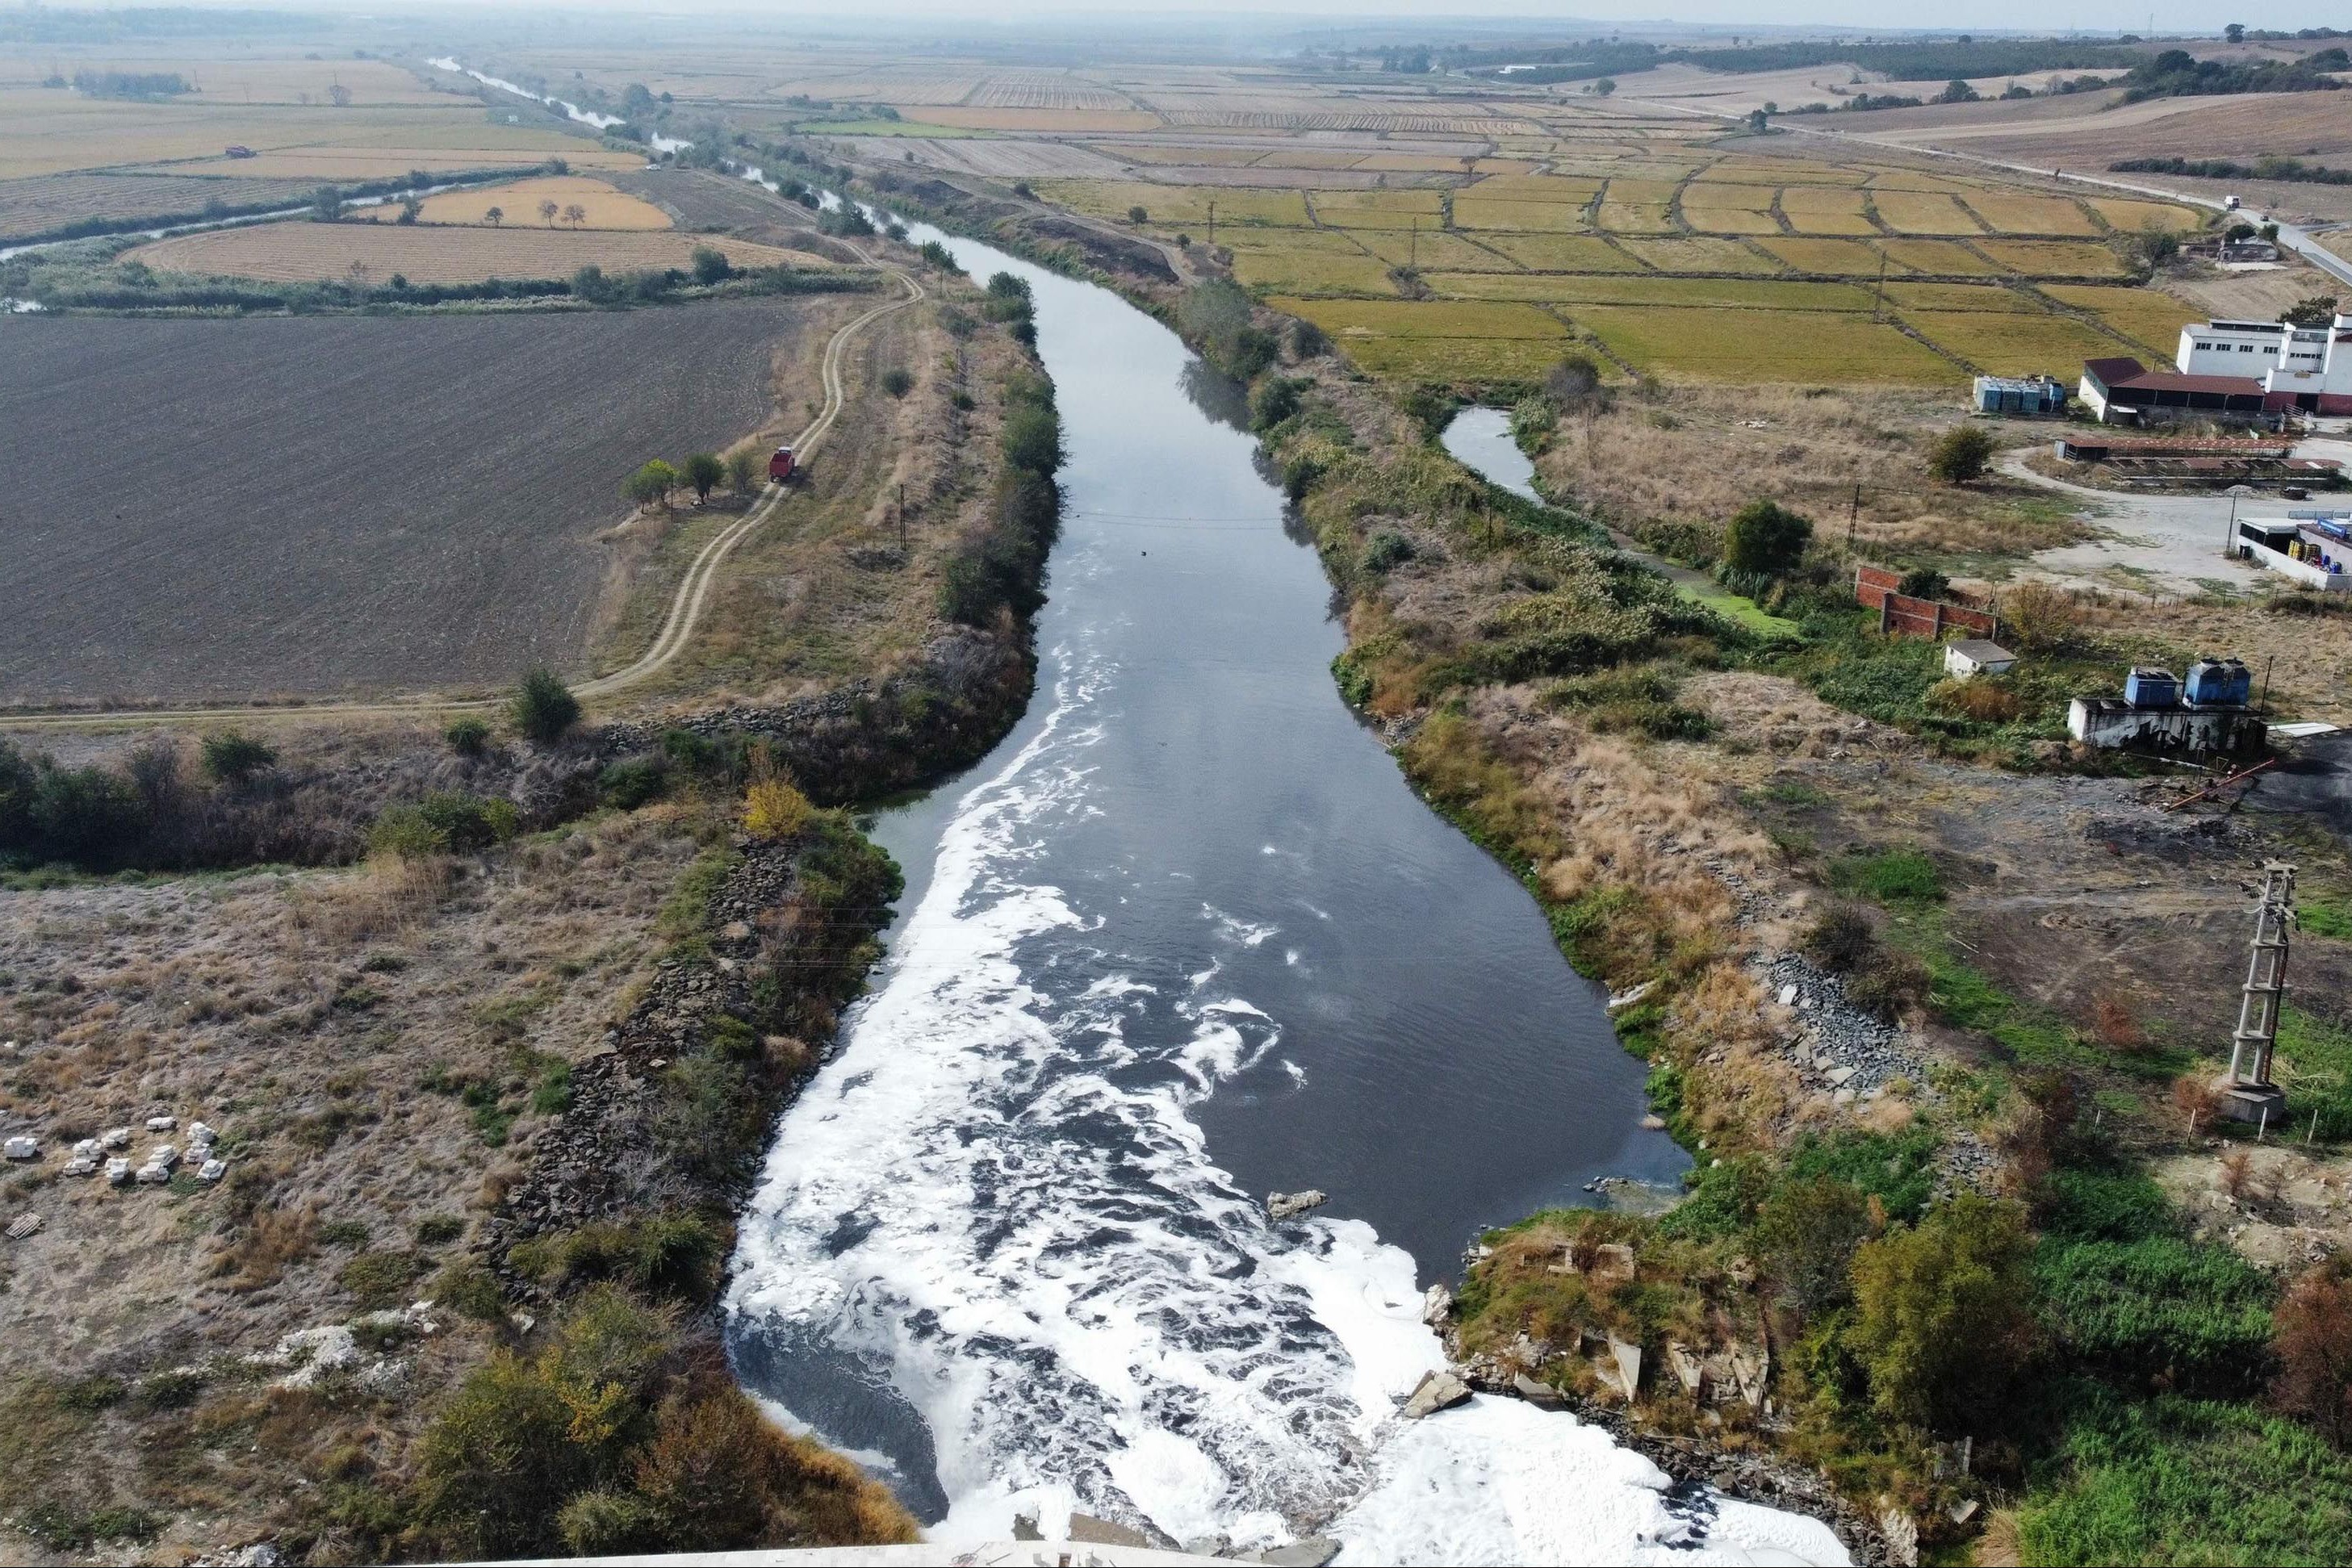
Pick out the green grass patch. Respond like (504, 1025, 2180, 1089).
(2300, 895, 2352, 941)
(2276, 1005, 2352, 1141)
(1829, 847, 1944, 905)
(2019, 1392, 2352, 1566)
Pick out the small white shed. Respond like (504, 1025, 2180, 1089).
(1944, 639, 2016, 679)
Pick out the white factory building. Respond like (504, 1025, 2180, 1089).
(2174, 314, 2352, 415)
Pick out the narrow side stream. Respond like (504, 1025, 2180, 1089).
(723, 216, 1847, 1566)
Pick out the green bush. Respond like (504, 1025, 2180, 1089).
(511, 1213, 725, 1301)
(1802, 903, 1877, 971)
(1787, 1126, 1941, 1223)
(199, 730, 276, 786)
(370, 792, 520, 856)
(1830, 846, 1944, 905)
(1249, 374, 1307, 431)
(444, 716, 492, 756)
(1721, 499, 1814, 577)
(599, 757, 668, 810)
(880, 367, 914, 399)
(2036, 1235, 2274, 1390)
(511, 667, 582, 746)
(681, 451, 725, 501)
(689, 245, 730, 286)
(1848, 1194, 2037, 1432)
(1927, 424, 1997, 485)
(1758, 1174, 1873, 1318)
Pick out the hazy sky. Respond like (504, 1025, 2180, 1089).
(375, 1, 2346, 36)
(500, 2, 2346, 33)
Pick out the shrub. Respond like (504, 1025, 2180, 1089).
(560, 1489, 663, 1554)
(511, 667, 582, 745)
(725, 448, 760, 494)
(511, 1214, 724, 1300)
(1544, 352, 1605, 407)
(199, 730, 276, 786)
(370, 792, 519, 856)
(1897, 566, 1951, 600)
(2275, 1265, 2352, 1445)
(880, 367, 914, 399)
(689, 245, 730, 285)
(744, 779, 814, 839)
(1721, 499, 1813, 577)
(1362, 530, 1416, 574)
(1802, 903, 1877, 972)
(1847, 1194, 2038, 1432)
(1249, 374, 1306, 431)
(1844, 946, 1931, 1022)
(444, 717, 491, 756)
(1831, 846, 1944, 905)
(2001, 581, 2085, 654)
(1927, 675, 2024, 722)
(1127, 203, 1149, 223)
(339, 1248, 427, 1311)
(600, 757, 668, 810)
(1757, 1173, 1873, 1318)
(1927, 424, 1997, 485)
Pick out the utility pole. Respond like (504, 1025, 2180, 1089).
(1410, 216, 1419, 270)
(898, 483, 906, 553)
(2215, 863, 2296, 1127)
(1848, 482, 1861, 551)
(1206, 199, 1216, 249)
(1871, 249, 1889, 323)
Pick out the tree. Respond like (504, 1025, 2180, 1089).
(2274, 1264, 2352, 1446)
(625, 459, 680, 508)
(1927, 424, 1997, 485)
(2225, 23, 2247, 44)
(328, 82, 352, 107)
(681, 452, 725, 503)
(2283, 295, 2342, 327)
(2000, 580, 2085, 654)
(309, 184, 344, 222)
(1847, 1195, 2038, 1433)
(1128, 204, 1149, 224)
(485, 205, 504, 228)
(1592, 77, 1616, 95)
(1937, 77, 1980, 104)
(1747, 108, 1770, 132)
(563, 203, 587, 228)
(1758, 1175, 1873, 1319)
(725, 449, 760, 494)
(688, 245, 730, 286)
(1721, 499, 1814, 576)
(539, 199, 560, 228)
(199, 730, 276, 787)
(510, 667, 581, 746)
(881, 368, 914, 399)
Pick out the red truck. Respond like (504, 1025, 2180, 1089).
(768, 445, 796, 483)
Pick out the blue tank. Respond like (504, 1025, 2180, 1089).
(2185, 657, 2252, 709)
(2124, 667, 2179, 709)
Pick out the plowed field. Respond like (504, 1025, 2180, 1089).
(0, 302, 836, 704)
(124, 221, 818, 284)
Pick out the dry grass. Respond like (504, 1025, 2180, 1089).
(348, 174, 671, 229)
(1530, 384, 2084, 557)
(124, 221, 822, 285)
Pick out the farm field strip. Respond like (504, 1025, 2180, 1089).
(345, 174, 671, 229)
(123, 221, 822, 286)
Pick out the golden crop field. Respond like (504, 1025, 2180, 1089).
(1351, 228, 1517, 270)
(1471, 232, 1647, 271)
(1273, 297, 1571, 340)
(1616, 236, 1777, 273)
(1595, 201, 1676, 233)
(1870, 191, 1988, 235)
(1894, 309, 2128, 376)
(2088, 197, 2204, 232)
(1880, 282, 2040, 312)
(348, 174, 669, 229)
(1334, 333, 1585, 380)
(1775, 186, 1878, 235)
(1962, 193, 2099, 236)
(1583, 307, 1961, 382)
(2041, 284, 2202, 353)
(1972, 239, 2128, 277)
(1429, 274, 1876, 310)
(1226, 242, 1399, 295)
(1308, 188, 1445, 228)
(1457, 196, 1599, 232)
(123, 222, 820, 285)
(1876, 238, 2006, 275)
(1677, 201, 1781, 236)
(1755, 236, 1898, 274)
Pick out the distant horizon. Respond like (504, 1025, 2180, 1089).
(40, 2, 2352, 44)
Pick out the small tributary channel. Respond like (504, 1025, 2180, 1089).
(723, 215, 1846, 1564)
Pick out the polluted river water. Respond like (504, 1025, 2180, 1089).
(722, 215, 1848, 1565)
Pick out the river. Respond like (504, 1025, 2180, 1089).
(723, 215, 1847, 1566)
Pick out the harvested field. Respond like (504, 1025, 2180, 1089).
(0, 300, 845, 704)
(1471, 232, 1647, 271)
(906, 106, 1160, 133)
(347, 174, 669, 229)
(1877, 237, 2007, 275)
(133, 144, 642, 179)
(1615, 236, 1781, 273)
(1351, 228, 1517, 271)
(1594, 201, 1676, 233)
(1756, 236, 1899, 274)
(1454, 197, 1597, 232)
(1973, 238, 2129, 277)
(1871, 190, 1989, 235)
(1228, 241, 1397, 295)
(123, 221, 819, 285)
(1308, 187, 1445, 228)
(0, 171, 317, 243)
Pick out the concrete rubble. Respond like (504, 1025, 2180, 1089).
(1400, 1368, 1471, 1418)
(100, 1127, 132, 1150)
(146, 1114, 176, 1132)
(6, 1213, 40, 1241)
(1265, 1190, 1327, 1222)
(1420, 1282, 1453, 1328)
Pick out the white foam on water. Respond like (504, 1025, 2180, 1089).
(1332, 1397, 1849, 1567)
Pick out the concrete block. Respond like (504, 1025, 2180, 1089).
(145, 1115, 177, 1133)
(99, 1127, 132, 1151)
(2, 1136, 36, 1161)
(105, 1156, 133, 1185)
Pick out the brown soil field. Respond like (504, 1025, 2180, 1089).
(0, 299, 853, 705)
(0, 171, 318, 243)
(145, 144, 645, 179)
(905, 105, 1161, 133)
(346, 174, 671, 229)
(2158, 255, 2346, 319)
(0, 52, 446, 106)
(123, 221, 820, 285)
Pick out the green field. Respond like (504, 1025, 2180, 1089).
(1899, 309, 2128, 375)
(1430, 274, 1876, 311)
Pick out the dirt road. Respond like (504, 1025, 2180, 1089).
(1999, 449, 2265, 596)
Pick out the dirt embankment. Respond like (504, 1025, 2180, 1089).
(0, 243, 1061, 1565)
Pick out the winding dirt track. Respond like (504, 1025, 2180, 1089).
(4, 257, 925, 732)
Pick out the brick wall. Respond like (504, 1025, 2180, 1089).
(1854, 565, 2002, 641)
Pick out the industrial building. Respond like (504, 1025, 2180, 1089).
(2077, 311, 2352, 424)
(2234, 510, 2352, 591)
(2068, 658, 2264, 756)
